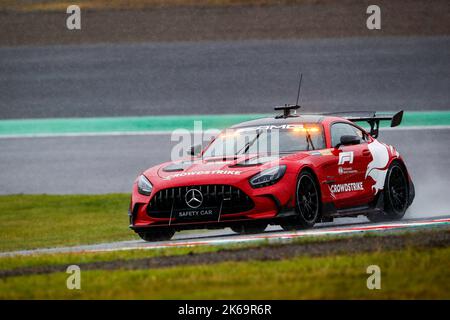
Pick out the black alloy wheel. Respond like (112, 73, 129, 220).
(281, 170, 321, 230)
(367, 162, 409, 222)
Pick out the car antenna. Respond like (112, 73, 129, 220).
(274, 72, 302, 118)
(295, 72, 303, 108)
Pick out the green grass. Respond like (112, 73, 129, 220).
(0, 230, 429, 271)
(0, 242, 263, 271)
(0, 193, 370, 253)
(1, 193, 449, 299)
(0, 232, 390, 272)
(0, 231, 402, 272)
(0, 194, 133, 252)
(1, 247, 449, 299)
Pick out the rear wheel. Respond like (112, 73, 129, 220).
(281, 170, 321, 230)
(367, 162, 409, 222)
(137, 228, 175, 242)
(230, 222, 268, 235)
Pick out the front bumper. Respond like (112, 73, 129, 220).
(129, 174, 297, 230)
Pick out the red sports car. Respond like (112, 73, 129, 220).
(129, 106, 415, 241)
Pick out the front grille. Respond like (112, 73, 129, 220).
(147, 185, 254, 218)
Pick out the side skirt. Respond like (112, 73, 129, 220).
(322, 193, 384, 218)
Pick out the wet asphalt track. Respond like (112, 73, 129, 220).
(1, 128, 449, 219)
(0, 36, 449, 119)
(0, 36, 449, 246)
(0, 36, 449, 198)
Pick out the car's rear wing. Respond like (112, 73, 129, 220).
(322, 110, 403, 138)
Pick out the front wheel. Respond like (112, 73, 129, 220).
(367, 162, 409, 222)
(137, 228, 175, 242)
(281, 170, 321, 230)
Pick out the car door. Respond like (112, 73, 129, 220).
(326, 122, 373, 209)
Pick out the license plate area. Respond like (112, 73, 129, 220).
(172, 207, 220, 222)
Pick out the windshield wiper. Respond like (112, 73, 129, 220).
(305, 131, 315, 150)
(235, 130, 261, 156)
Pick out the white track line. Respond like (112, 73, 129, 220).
(94, 217, 450, 253)
(0, 131, 173, 139)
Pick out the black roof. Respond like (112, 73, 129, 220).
(231, 114, 325, 129)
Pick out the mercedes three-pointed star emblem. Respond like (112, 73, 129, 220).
(185, 188, 203, 209)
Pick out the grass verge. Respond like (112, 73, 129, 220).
(0, 231, 395, 272)
(0, 239, 275, 272)
(1, 246, 449, 299)
(0, 194, 133, 252)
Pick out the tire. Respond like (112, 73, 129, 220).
(230, 222, 268, 235)
(367, 162, 409, 222)
(281, 170, 321, 230)
(137, 228, 175, 242)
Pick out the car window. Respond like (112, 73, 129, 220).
(331, 123, 367, 147)
(202, 124, 326, 157)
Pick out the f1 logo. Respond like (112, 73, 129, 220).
(338, 151, 354, 165)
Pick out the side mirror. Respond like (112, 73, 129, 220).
(187, 144, 202, 156)
(337, 135, 360, 148)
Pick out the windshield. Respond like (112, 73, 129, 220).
(202, 124, 325, 158)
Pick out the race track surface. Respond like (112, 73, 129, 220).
(1, 36, 449, 248)
(2, 215, 449, 257)
(0, 36, 449, 119)
(1, 128, 449, 219)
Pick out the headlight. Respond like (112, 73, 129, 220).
(249, 165, 286, 188)
(137, 175, 153, 195)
